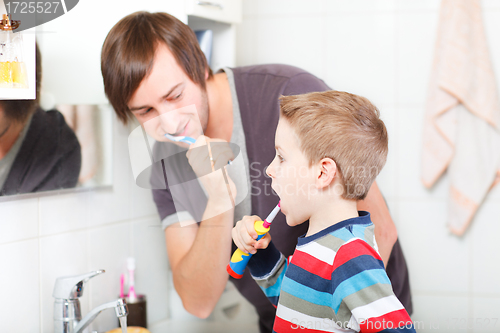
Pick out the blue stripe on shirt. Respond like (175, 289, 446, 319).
(329, 228, 356, 242)
(280, 276, 333, 307)
(331, 254, 385, 291)
(259, 261, 288, 298)
(332, 269, 391, 313)
(285, 263, 332, 294)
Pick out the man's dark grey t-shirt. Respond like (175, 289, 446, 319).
(150, 64, 412, 332)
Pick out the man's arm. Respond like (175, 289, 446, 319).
(160, 136, 237, 318)
(165, 199, 234, 319)
(357, 181, 397, 268)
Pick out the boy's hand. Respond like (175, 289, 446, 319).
(232, 215, 272, 254)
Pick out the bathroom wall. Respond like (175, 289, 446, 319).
(0, 106, 170, 332)
(2, 1, 499, 332)
(236, 1, 500, 332)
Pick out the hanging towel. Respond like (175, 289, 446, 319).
(58, 104, 99, 185)
(422, 0, 500, 235)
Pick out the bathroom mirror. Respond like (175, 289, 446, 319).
(55, 104, 113, 189)
(0, 103, 113, 198)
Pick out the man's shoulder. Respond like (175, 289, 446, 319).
(232, 64, 316, 81)
(231, 64, 330, 99)
(25, 108, 80, 157)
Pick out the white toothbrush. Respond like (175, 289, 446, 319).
(165, 133, 233, 165)
(164, 133, 196, 145)
(127, 257, 137, 302)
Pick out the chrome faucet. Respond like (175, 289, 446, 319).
(52, 270, 128, 333)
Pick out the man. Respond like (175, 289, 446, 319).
(0, 45, 81, 196)
(101, 11, 411, 332)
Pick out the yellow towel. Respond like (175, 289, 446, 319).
(422, 0, 500, 235)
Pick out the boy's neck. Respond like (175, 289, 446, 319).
(306, 198, 359, 237)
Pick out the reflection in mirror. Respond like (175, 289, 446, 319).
(0, 102, 80, 195)
(0, 41, 112, 198)
(0, 102, 112, 197)
(57, 104, 112, 189)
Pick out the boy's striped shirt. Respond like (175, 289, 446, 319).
(247, 211, 415, 333)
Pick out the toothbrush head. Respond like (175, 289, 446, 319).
(164, 133, 196, 145)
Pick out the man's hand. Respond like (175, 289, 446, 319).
(232, 215, 272, 254)
(186, 135, 236, 201)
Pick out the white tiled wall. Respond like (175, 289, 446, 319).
(236, 0, 500, 332)
(2, 1, 499, 332)
(0, 115, 169, 332)
(0, 111, 255, 332)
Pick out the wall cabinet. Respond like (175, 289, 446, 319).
(38, 0, 241, 107)
(186, 0, 242, 24)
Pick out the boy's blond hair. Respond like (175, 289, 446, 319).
(279, 90, 388, 200)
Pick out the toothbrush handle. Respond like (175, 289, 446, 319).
(182, 136, 196, 145)
(227, 220, 270, 279)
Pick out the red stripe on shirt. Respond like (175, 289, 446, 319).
(359, 309, 413, 333)
(333, 239, 382, 271)
(291, 250, 332, 280)
(274, 316, 332, 333)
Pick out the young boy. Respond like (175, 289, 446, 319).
(232, 91, 415, 332)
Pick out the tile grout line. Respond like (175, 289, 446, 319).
(87, 212, 92, 322)
(46, 215, 160, 241)
(86, 190, 93, 322)
(0, 213, 160, 247)
(322, 0, 327, 84)
(253, 0, 259, 66)
(248, 10, 405, 20)
(38, 197, 43, 333)
(468, 229, 474, 333)
(252, 12, 258, 64)
(412, 290, 469, 297)
(393, 3, 400, 224)
(130, 220, 134, 258)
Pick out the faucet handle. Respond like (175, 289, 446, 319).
(52, 269, 105, 300)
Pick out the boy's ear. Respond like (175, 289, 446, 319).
(316, 158, 337, 189)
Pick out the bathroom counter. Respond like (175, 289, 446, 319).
(149, 319, 259, 333)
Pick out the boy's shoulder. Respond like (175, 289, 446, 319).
(294, 212, 379, 267)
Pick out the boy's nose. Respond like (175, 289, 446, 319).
(266, 158, 277, 178)
(266, 166, 273, 178)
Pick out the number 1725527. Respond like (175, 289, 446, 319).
(6, 1, 61, 14)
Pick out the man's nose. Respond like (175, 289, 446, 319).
(157, 106, 182, 134)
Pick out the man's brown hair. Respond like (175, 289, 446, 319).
(101, 11, 213, 124)
(279, 90, 388, 200)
